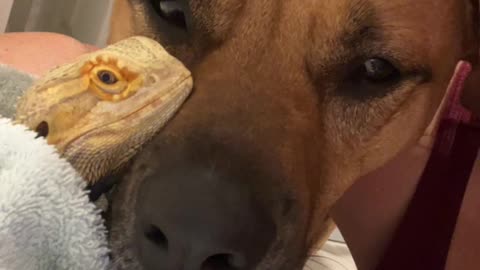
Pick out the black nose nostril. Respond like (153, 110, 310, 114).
(136, 165, 277, 270)
(144, 225, 168, 250)
(202, 253, 246, 270)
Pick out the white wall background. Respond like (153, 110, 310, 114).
(2, 0, 114, 47)
(0, 0, 14, 33)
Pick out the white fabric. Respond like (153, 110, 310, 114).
(0, 118, 109, 270)
(304, 229, 357, 270)
(305, 239, 357, 270)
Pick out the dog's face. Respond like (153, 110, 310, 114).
(107, 0, 478, 269)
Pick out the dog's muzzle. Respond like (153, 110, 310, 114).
(132, 156, 276, 270)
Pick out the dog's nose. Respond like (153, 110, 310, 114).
(135, 165, 276, 270)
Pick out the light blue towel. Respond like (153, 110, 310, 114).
(0, 64, 34, 119)
(0, 118, 110, 270)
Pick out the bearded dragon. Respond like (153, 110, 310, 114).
(14, 36, 193, 185)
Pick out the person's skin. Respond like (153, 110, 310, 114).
(2, 32, 479, 270)
(0, 32, 96, 76)
(332, 68, 480, 270)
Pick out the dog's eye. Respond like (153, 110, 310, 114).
(339, 57, 402, 100)
(151, 0, 187, 29)
(361, 58, 399, 83)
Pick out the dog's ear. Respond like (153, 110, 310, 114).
(460, 0, 480, 114)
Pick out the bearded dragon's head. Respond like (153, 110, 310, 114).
(15, 36, 193, 183)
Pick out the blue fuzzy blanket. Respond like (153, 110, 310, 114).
(0, 65, 110, 270)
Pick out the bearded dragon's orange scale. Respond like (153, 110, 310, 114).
(120, 66, 142, 81)
(80, 62, 95, 74)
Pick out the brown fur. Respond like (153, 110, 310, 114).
(106, 0, 479, 269)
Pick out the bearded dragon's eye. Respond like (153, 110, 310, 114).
(97, 70, 118, 85)
(83, 58, 143, 102)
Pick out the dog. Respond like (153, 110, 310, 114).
(105, 0, 480, 269)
